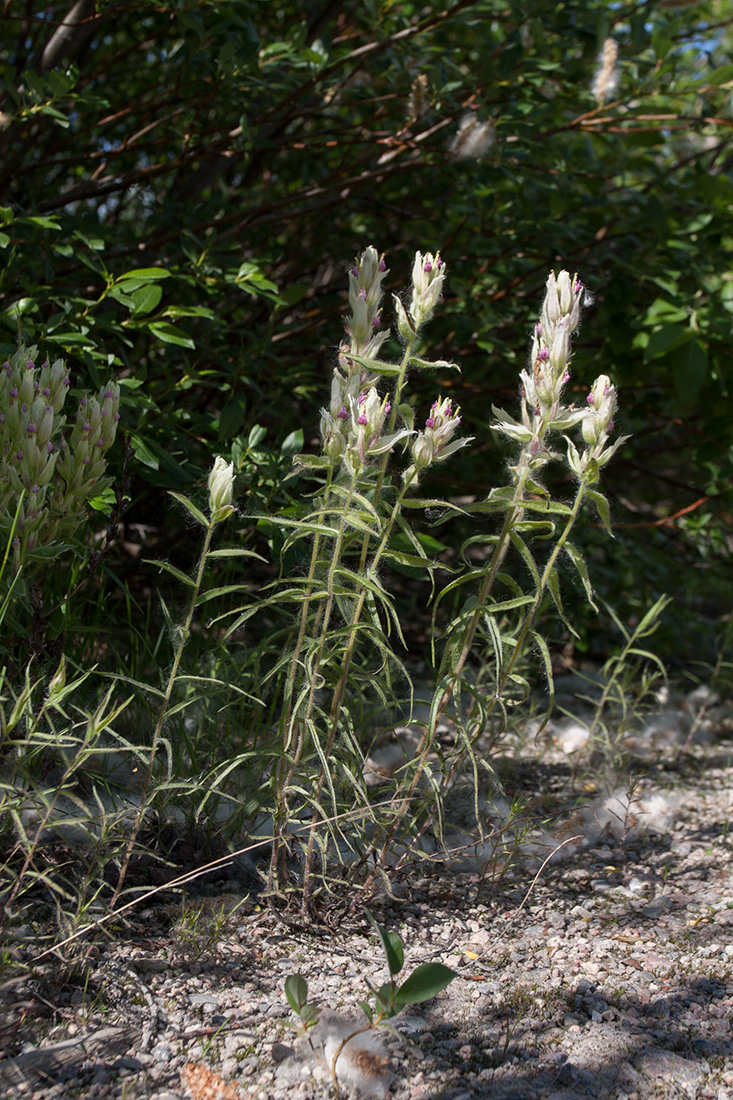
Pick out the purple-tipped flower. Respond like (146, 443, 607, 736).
(344, 245, 390, 369)
(410, 395, 470, 475)
(345, 389, 406, 470)
(582, 374, 617, 446)
(521, 269, 587, 427)
(409, 250, 446, 330)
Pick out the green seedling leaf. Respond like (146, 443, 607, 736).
(358, 1001, 373, 1023)
(367, 910, 404, 976)
(284, 974, 308, 1013)
(299, 1004, 322, 1030)
(375, 980, 396, 1016)
(168, 491, 209, 528)
(393, 962, 457, 1007)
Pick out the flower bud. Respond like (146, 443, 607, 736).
(411, 432, 434, 470)
(208, 456, 235, 522)
(320, 409, 347, 462)
(36, 404, 55, 450)
(409, 250, 446, 329)
(346, 389, 394, 466)
(344, 246, 389, 360)
(18, 369, 35, 407)
(410, 396, 470, 477)
(582, 374, 617, 446)
(393, 294, 414, 341)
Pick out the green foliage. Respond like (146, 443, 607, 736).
(286, 911, 456, 1095)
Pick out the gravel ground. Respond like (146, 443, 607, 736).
(2, 692, 733, 1100)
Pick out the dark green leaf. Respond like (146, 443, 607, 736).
(393, 963, 456, 1007)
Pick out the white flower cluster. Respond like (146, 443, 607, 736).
(0, 344, 121, 570)
(321, 247, 466, 481)
(493, 271, 628, 482)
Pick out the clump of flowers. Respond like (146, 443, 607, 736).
(407, 396, 472, 483)
(317, 247, 467, 483)
(339, 245, 390, 385)
(394, 250, 446, 335)
(0, 344, 120, 577)
(492, 269, 627, 483)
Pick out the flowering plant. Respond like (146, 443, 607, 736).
(0, 345, 120, 603)
(214, 246, 627, 912)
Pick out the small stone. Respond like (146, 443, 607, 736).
(150, 1043, 173, 1063)
(272, 1042, 295, 1063)
(189, 992, 219, 1005)
(636, 1050, 708, 1096)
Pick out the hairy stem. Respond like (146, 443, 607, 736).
(110, 517, 216, 911)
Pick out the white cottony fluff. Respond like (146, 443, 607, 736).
(311, 1011, 393, 1099)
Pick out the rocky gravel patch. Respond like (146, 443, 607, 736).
(2, 723, 733, 1100)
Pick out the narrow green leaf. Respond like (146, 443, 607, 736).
(207, 548, 266, 561)
(508, 530, 541, 589)
(195, 584, 252, 604)
(586, 490, 612, 535)
(546, 568, 579, 639)
(382, 548, 435, 569)
(399, 498, 468, 516)
(367, 910, 404, 976)
(487, 594, 535, 612)
(564, 541, 597, 610)
(344, 353, 402, 376)
(409, 356, 461, 371)
(144, 559, 196, 588)
(635, 593, 673, 636)
(148, 321, 195, 348)
(130, 435, 160, 470)
(168, 491, 209, 527)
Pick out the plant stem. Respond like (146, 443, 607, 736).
(109, 517, 217, 911)
(300, 469, 418, 914)
(269, 467, 360, 896)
